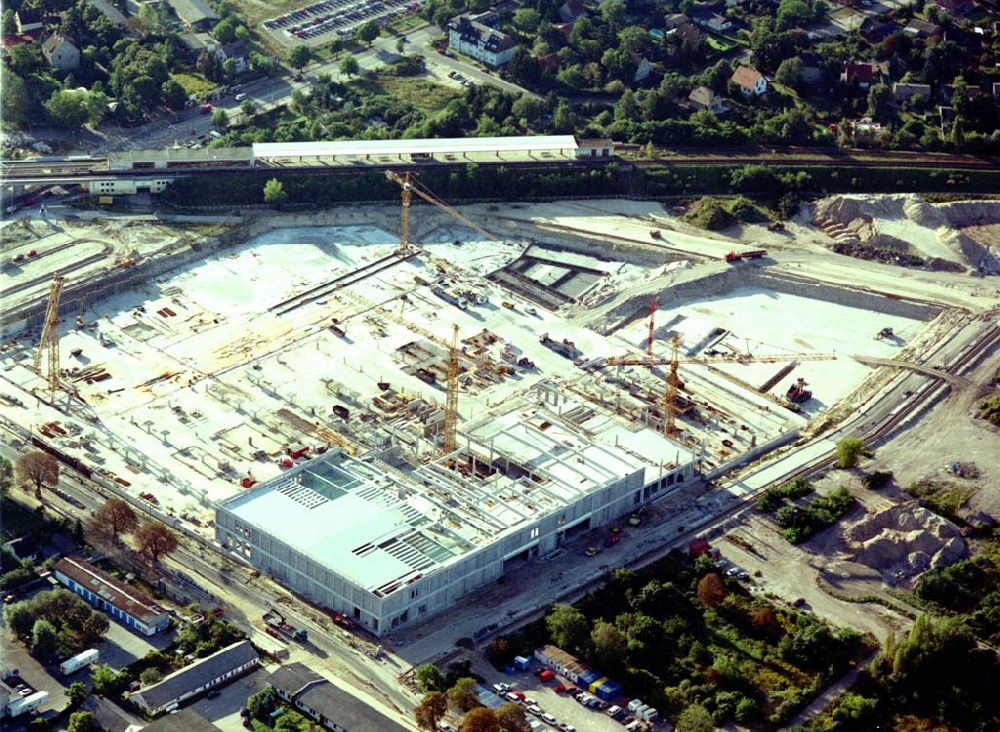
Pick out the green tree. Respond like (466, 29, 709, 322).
(65, 681, 89, 706)
(511, 95, 543, 126)
(263, 178, 287, 204)
(774, 57, 802, 88)
(835, 436, 864, 468)
(4, 601, 37, 638)
(356, 20, 379, 47)
(1, 68, 28, 128)
(31, 618, 59, 660)
(139, 667, 162, 686)
(246, 687, 279, 722)
(599, 0, 626, 31)
(339, 55, 359, 77)
(415, 663, 443, 692)
(211, 108, 229, 128)
(676, 703, 714, 732)
(44, 90, 88, 128)
(590, 619, 626, 669)
(213, 18, 237, 43)
(289, 45, 312, 69)
(615, 89, 638, 121)
(415, 691, 447, 730)
(546, 604, 588, 652)
(447, 677, 480, 713)
(867, 83, 893, 122)
(91, 664, 123, 695)
(513, 8, 541, 33)
(67, 712, 99, 732)
(161, 79, 188, 110)
(240, 99, 256, 117)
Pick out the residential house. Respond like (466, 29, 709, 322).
(944, 27, 983, 52)
(15, 8, 43, 33)
(88, 0, 127, 28)
(730, 66, 767, 96)
(558, 0, 587, 23)
(215, 41, 249, 74)
(892, 82, 931, 104)
(2, 536, 39, 562)
(688, 85, 726, 113)
(633, 54, 651, 82)
(903, 18, 941, 37)
(663, 13, 689, 30)
(930, 0, 973, 15)
(860, 18, 898, 43)
(131, 641, 259, 714)
(448, 12, 516, 67)
(667, 21, 701, 45)
(166, 0, 219, 30)
(840, 61, 875, 88)
(180, 31, 216, 53)
(992, 82, 1000, 100)
(691, 7, 732, 32)
(938, 105, 955, 131)
(944, 83, 982, 99)
(268, 663, 407, 732)
(54, 556, 170, 636)
(142, 708, 222, 732)
(43, 53, 84, 85)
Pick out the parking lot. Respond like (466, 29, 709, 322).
(263, 0, 419, 46)
(97, 618, 175, 671)
(471, 659, 627, 732)
(186, 666, 272, 732)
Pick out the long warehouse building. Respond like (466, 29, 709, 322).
(215, 390, 696, 636)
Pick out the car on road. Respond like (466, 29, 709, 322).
(492, 683, 510, 695)
(792, 597, 807, 607)
(584, 546, 598, 557)
(526, 704, 542, 716)
(541, 713, 557, 725)
(235, 93, 247, 101)
(506, 691, 525, 703)
(726, 566, 740, 577)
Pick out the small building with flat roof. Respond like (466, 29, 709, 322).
(142, 708, 222, 732)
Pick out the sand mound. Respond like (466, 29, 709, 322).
(811, 194, 1000, 272)
(839, 501, 966, 584)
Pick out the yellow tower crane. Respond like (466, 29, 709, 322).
(606, 340, 838, 438)
(442, 323, 460, 455)
(34, 274, 65, 393)
(385, 170, 504, 253)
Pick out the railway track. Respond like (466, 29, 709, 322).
(634, 154, 999, 170)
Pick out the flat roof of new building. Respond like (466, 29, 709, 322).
(218, 397, 695, 599)
(54, 556, 165, 624)
(252, 136, 578, 159)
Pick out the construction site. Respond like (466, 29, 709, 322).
(2, 185, 998, 635)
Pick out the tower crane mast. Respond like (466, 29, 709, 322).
(34, 274, 65, 393)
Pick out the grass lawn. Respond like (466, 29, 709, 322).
(172, 72, 218, 99)
(706, 35, 734, 52)
(375, 74, 459, 115)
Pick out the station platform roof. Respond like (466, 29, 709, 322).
(252, 135, 578, 158)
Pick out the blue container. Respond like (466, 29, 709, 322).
(578, 668, 602, 686)
(513, 655, 532, 671)
(595, 680, 622, 701)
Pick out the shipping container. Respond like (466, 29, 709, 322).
(578, 668, 602, 686)
(588, 676, 608, 694)
(627, 698, 645, 713)
(60, 648, 99, 675)
(640, 707, 659, 722)
(513, 655, 531, 671)
(98, 196, 113, 204)
(595, 679, 622, 701)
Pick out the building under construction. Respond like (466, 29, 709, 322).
(215, 388, 697, 635)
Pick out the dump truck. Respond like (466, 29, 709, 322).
(61, 648, 99, 675)
(263, 608, 307, 641)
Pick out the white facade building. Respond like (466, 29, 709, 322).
(447, 12, 515, 67)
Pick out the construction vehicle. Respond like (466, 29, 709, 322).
(786, 377, 812, 403)
(725, 249, 767, 263)
(262, 608, 307, 641)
